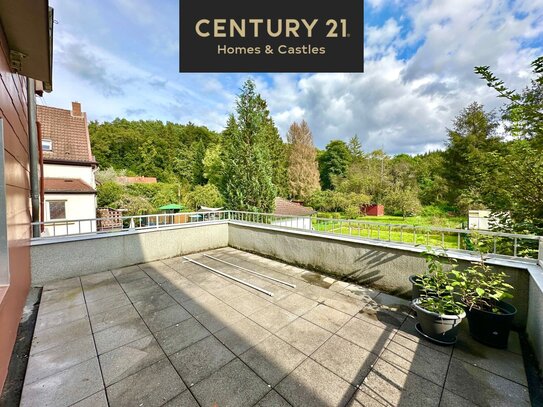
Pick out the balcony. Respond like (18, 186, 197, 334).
(14, 213, 543, 406)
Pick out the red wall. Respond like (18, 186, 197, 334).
(0, 26, 32, 391)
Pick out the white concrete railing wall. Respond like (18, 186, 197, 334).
(30, 222, 229, 285)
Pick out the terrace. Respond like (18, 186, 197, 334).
(15, 212, 543, 406)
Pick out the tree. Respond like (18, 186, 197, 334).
(97, 181, 124, 208)
(184, 184, 224, 210)
(474, 57, 543, 235)
(286, 120, 321, 199)
(192, 140, 207, 185)
(203, 143, 223, 187)
(318, 140, 352, 190)
(384, 186, 422, 218)
(220, 80, 277, 212)
(348, 135, 364, 160)
(443, 102, 501, 207)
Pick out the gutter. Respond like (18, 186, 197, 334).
(27, 79, 40, 238)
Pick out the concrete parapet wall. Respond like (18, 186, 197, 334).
(228, 222, 532, 330)
(31, 223, 229, 285)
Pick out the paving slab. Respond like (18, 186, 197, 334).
(276, 318, 332, 356)
(444, 358, 530, 406)
(85, 294, 131, 316)
(99, 335, 166, 386)
(274, 292, 318, 316)
(112, 268, 147, 284)
(224, 291, 272, 316)
(83, 282, 125, 303)
(276, 358, 356, 407)
(94, 317, 150, 354)
(195, 305, 245, 333)
(20, 357, 103, 407)
(240, 335, 307, 386)
(42, 276, 81, 291)
(162, 390, 200, 407)
(24, 334, 96, 385)
(337, 317, 394, 354)
(215, 318, 271, 355)
(80, 271, 115, 288)
(71, 390, 108, 407)
(357, 358, 442, 407)
(182, 292, 225, 316)
(311, 335, 377, 386)
(256, 391, 292, 407)
(89, 303, 140, 333)
(323, 295, 367, 316)
(170, 335, 235, 386)
(439, 390, 479, 407)
(249, 304, 298, 333)
(302, 304, 351, 333)
(30, 317, 92, 355)
(33, 303, 88, 333)
(106, 359, 186, 407)
(40, 286, 83, 305)
(155, 317, 210, 355)
(191, 359, 269, 407)
(142, 303, 192, 332)
(132, 291, 177, 316)
(453, 328, 527, 385)
(380, 337, 450, 386)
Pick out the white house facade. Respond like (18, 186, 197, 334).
(37, 102, 97, 236)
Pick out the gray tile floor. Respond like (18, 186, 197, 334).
(20, 248, 531, 407)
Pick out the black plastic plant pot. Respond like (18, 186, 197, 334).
(409, 275, 422, 300)
(411, 298, 465, 345)
(466, 301, 517, 349)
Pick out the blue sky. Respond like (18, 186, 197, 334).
(42, 0, 543, 153)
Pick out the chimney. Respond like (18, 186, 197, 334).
(71, 101, 82, 117)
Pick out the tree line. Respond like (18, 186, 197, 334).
(91, 57, 542, 235)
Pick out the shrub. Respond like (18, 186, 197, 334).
(97, 181, 124, 208)
(184, 184, 224, 210)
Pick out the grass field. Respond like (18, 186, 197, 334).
(312, 218, 463, 249)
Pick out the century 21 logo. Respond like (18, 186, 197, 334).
(195, 19, 349, 39)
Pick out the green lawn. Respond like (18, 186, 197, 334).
(312, 219, 463, 249)
(316, 213, 466, 229)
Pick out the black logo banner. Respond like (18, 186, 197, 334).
(179, 0, 364, 72)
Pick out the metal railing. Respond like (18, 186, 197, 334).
(32, 210, 541, 259)
(33, 211, 230, 238)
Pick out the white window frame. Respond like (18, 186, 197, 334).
(47, 200, 67, 221)
(42, 139, 52, 151)
(0, 119, 9, 285)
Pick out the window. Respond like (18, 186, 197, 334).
(42, 139, 52, 151)
(48, 201, 66, 220)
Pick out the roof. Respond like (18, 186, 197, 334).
(274, 197, 316, 217)
(159, 204, 184, 210)
(37, 104, 95, 164)
(44, 178, 96, 194)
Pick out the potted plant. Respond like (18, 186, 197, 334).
(451, 252, 516, 348)
(410, 247, 456, 300)
(411, 249, 465, 345)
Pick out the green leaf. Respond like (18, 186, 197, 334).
(475, 287, 485, 296)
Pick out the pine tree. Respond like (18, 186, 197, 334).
(348, 135, 364, 160)
(286, 120, 321, 199)
(220, 80, 277, 212)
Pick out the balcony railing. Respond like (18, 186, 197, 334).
(32, 210, 541, 259)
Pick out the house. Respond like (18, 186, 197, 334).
(37, 102, 97, 235)
(468, 209, 491, 230)
(272, 197, 316, 230)
(360, 203, 385, 216)
(0, 0, 53, 391)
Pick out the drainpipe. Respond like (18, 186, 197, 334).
(27, 78, 40, 238)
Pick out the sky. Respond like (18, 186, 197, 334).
(41, 0, 543, 154)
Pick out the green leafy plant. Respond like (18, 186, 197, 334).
(415, 247, 464, 315)
(450, 251, 514, 313)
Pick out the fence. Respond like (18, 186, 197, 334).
(32, 210, 541, 259)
